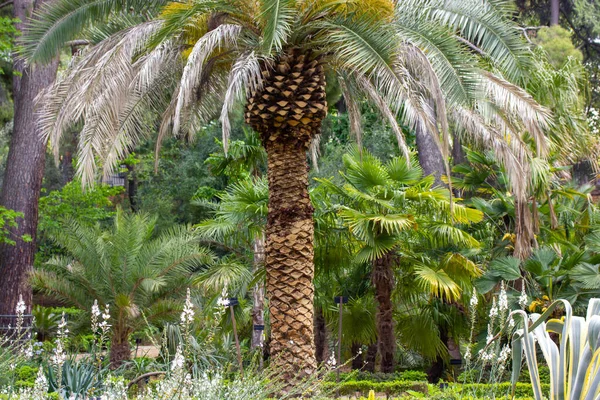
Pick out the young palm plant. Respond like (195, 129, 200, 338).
(30, 210, 214, 367)
(318, 147, 482, 372)
(23, 0, 544, 376)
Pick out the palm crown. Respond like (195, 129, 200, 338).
(25, 0, 545, 189)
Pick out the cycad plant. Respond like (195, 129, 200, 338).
(24, 0, 544, 375)
(31, 210, 214, 367)
(319, 147, 482, 372)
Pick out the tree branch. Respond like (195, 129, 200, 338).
(127, 372, 166, 389)
(456, 36, 487, 57)
(0, 1, 13, 9)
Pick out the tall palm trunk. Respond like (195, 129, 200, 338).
(245, 48, 327, 379)
(0, 0, 58, 316)
(372, 253, 396, 373)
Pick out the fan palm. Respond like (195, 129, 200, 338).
(23, 0, 544, 375)
(30, 210, 214, 367)
(318, 147, 482, 372)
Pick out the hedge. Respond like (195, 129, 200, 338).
(320, 380, 548, 398)
(321, 380, 428, 396)
(448, 382, 550, 398)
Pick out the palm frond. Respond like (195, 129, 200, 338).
(22, 0, 167, 63)
(260, 0, 296, 54)
(174, 24, 242, 135)
(219, 52, 264, 152)
(483, 72, 551, 157)
(414, 264, 461, 301)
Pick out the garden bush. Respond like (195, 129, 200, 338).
(321, 380, 429, 396)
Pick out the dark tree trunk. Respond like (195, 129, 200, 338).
(0, 0, 58, 316)
(364, 342, 377, 372)
(351, 342, 364, 370)
(372, 254, 396, 373)
(126, 164, 138, 211)
(415, 122, 445, 187)
(573, 160, 595, 186)
(550, 0, 559, 26)
(60, 130, 77, 185)
(109, 332, 131, 368)
(314, 307, 329, 365)
(451, 133, 466, 167)
(427, 327, 449, 383)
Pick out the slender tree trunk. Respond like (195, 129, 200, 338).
(251, 233, 266, 351)
(0, 0, 58, 316)
(364, 342, 377, 372)
(314, 307, 329, 365)
(427, 327, 449, 383)
(514, 199, 536, 260)
(372, 254, 396, 373)
(451, 133, 467, 167)
(60, 130, 77, 185)
(415, 121, 445, 186)
(126, 164, 138, 211)
(246, 48, 327, 382)
(351, 342, 364, 370)
(550, 0, 559, 26)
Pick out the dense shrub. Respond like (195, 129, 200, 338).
(321, 380, 429, 396)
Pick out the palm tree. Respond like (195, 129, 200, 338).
(23, 0, 543, 375)
(30, 210, 214, 367)
(319, 147, 482, 372)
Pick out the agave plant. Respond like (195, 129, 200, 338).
(510, 298, 600, 400)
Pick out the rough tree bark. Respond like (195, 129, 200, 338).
(351, 342, 364, 370)
(245, 48, 327, 381)
(372, 253, 396, 373)
(110, 331, 131, 368)
(0, 0, 58, 316)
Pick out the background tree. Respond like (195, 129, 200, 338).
(0, 0, 58, 316)
(319, 148, 482, 372)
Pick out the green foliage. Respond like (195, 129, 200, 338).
(47, 360, 104, 398)
(321, 379, 429, 396)
(534, 26, 583, 69)
(31, 210, 215, 361)
(0, 17, 18, 74)
(38, 180, 122, 232)
(0, 206, 24, 245)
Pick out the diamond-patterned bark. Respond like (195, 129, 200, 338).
(245, 48, 327, 382)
